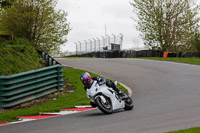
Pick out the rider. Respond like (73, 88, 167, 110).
(80, 72, 128, 99)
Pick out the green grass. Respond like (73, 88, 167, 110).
(0, 44, 45, 76)
(167, 127, 200, 133)
(137, 57, 200, 65)
(0, 68, 127, 123)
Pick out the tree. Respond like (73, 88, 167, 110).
(0, 0, 12, 12)
(191, 32, 200, 53)
(130, 0, 200, 52)
(0, 0, 70, 53)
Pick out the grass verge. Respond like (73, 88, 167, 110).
(137, 57, 200, 65)
(166, 127, 200, 133)
(0, 68, 128, 123)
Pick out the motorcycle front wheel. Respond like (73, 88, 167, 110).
(124, 97, 134, 110)
(95, 95, 113, 114)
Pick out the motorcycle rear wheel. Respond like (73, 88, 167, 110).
(95, 95, 113, 114)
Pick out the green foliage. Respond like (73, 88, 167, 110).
(191, 33, 200, 52)
(130, 0, 200, 52)
(0, 37, 29, 46)
(0, 38, 45, 75)
(0, 0, 12, 11)
(0, 0, 71, 53)
(0, 38, 13, 46)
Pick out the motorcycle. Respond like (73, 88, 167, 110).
(86, 80, 134, 114)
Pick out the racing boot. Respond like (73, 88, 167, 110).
(118, 91, 129, 100)
(107, 80, 129, 100)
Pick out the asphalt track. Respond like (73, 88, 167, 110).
(1, 58, 200, 133)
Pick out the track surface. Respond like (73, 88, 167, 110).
(2, 59, 200, 133)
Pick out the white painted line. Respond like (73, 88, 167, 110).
(75, 105, 92, 108)
(40, 111, 78, 115)
(59, 111, 79, 115)
(18, 118, 36, 121)
(39, 112, 62, 115)
(118, 82, 133, 96)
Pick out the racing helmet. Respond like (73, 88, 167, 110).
(80, 72, 92, 85)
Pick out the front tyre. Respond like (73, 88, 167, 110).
(95, 95, 113, 114)
(124, 97, 134, 110)
(90, 101, 97, 107)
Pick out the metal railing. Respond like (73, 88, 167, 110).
(0, 52, 63, 108)
(38, 51, 60, 66)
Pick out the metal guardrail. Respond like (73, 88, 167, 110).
(38, 51, 60, 66)
(70, 50, 165, 58)
(0, 53, 63, 108)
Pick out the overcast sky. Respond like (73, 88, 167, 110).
(56, 0, 143, 52)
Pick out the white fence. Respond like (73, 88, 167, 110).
(75, 34, 123, 54)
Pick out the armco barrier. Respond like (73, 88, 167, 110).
(73, 50, 165, 58)
(0, 64, 63, 108)
(68, 50, 200, 58)
(38, 51, 60, 66)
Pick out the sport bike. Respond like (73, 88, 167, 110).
(86, 80, 133, 114)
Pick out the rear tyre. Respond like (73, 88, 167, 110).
(95, 95, 113, 114)
(124, 97, 134, 110)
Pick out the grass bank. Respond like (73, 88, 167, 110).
(167, 127, 200, 133)
(137, 57, 200, 65)
(0, 68, 127, 123)
(0, 38, 45, 76)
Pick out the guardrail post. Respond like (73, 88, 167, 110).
(45, 54, 48, 66)
(49, 57, 52, 66)
(57, 65, 63, 91)
(42, 52, 45, 60)
(53, 61, 56, 65)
